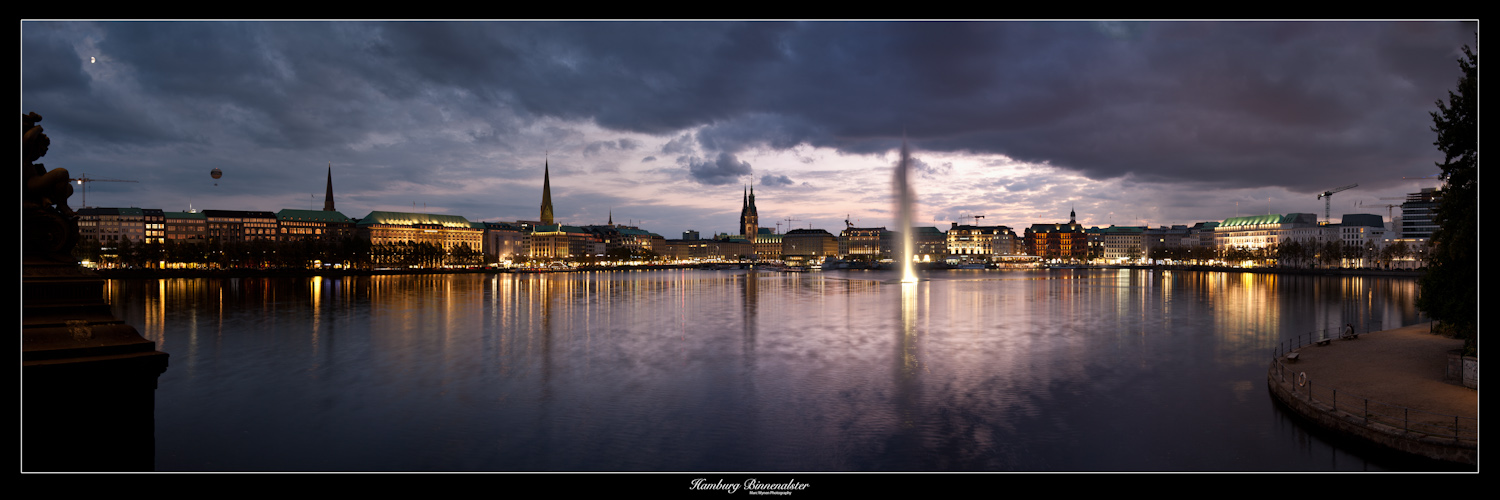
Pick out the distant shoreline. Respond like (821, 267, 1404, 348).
(91, 265, 1424, 280)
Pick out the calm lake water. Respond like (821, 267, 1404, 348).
(107, 268, 1441, 471)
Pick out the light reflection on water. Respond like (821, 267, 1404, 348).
(107, 269, 1434, 471)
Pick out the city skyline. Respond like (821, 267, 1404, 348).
(23, 21, 1473, 236)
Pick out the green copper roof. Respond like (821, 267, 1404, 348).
(357, 211, 473, 228)
(1220, 214, 1292, 227)
(277, 209, 352, 223)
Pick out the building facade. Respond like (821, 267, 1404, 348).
(1026, 222, 1088, 260)
(357, 211, 483, 267)
(945, 223, 1016, 260)
(912, 226, 948, 262)
(164, 211, 207, 244)
(1400, 187, 1440, 239)
(202, 210, 279, 244)
(78, 207, 147, 246)
(839, 226, 892, 260)
(276, 209, 355, 242)
(1213, 213, 1321, 250)
(481, 222, 530, 264)
(530, 224, 602, 260)
(782, 228, 838, 264)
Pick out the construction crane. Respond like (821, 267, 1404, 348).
(71, 172, 138, 208)
(1317, 184, 1357, 224)
(783, 217, 800, 233)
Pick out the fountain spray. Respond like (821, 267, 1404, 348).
(896, 137, 917, 283)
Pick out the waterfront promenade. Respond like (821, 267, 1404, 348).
(1269, 322, 1477, 465)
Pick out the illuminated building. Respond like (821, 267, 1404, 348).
(77, 207, 152, 245)
(753, 230, 783, 260)
(1338, 214, 1387, 268)
(142, 209, 164, 244)
(356, 211, 483, 266)
(1187, 222, 1220, 248)
(529, 224, 601, 260)
(525, 159, 608, 260)
(164, 211, 207, 244)
(276, 209, 354, 242)
(1099, 225, 1147, 262)
(945, 223, 1016, 260)
(1212, 213, 1320, 250)
(481, 222, 530, 264)
(782, 228, 838, 264)
(662, 239, 709, 261)
(913, 226, 948, 262)
(202, 210, 279, 243)
(839, 226, 892, 260)
(1141, 225, 1192, 261)
(584, 225, 665, 257)
(707, 238, 755, 261)
(1026, 210, 1088, 260)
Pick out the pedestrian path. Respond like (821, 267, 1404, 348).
(1268, 322, 1476, 465)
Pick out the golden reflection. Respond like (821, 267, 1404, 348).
(310, 276, 322, 352)
(899, 281, 920, 379)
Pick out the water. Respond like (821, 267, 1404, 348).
(106, 269, 1439, 471)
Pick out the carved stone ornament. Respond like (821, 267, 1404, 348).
(23, 112, 80, 263)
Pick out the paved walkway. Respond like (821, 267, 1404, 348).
(1272, 322, 1477, 466)
(1282, 323, 1475, 422)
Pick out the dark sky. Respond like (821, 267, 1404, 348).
(22, 21, 1474, 236)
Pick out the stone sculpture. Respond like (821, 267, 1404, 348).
(23, 112, 79, 263)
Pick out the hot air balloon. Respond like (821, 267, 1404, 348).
(211, 168, 222, 186)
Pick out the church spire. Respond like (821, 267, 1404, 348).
(540, 159, 555, 226)
(740, 184, 759, 238)
(323, 163, 336, 211)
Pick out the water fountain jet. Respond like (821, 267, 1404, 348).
(895, 137, 918, 283)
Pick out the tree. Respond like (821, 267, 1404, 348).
(1417, 43, 1477, 353)
(1318, 239, 1342, 268)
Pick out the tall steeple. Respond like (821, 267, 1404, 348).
(540, 159, 555, 226)
(322, 163, 336, 211)
(740, 185, 759, 238)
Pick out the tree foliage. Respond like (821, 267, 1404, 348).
(1417, 44, 1477, 353)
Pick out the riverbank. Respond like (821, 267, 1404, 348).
(1156, 264, 1424, 278)
(92, 264, 702, 279)
(1267, 323, 1477, 466)
(93, 264, 1425, 280)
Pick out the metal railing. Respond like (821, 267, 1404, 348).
(1271, 329, 1477, 444)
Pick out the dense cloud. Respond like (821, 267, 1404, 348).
(688, 152, 754, 185)
(761, 174, 794, 187)
(21, 21, 1474, 230)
